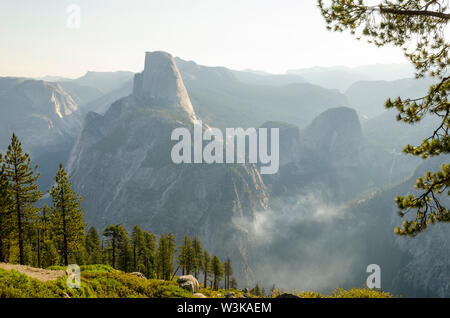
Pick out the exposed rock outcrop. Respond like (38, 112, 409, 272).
(130, 272, 147, 279)
(0, 77, 82, 152)
(0, 77, 83, 189)
(68, 52, 269, 285)
(177, 275, 200, 293)
(133, 51, 196, 119)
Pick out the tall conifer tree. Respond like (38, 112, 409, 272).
(49, 164, 84, 266)
(3, 134, 41, 265)
(0, 154, 13, 262)
(86, 226, 102, 264)
(201, 249, 211, 288)
(211, 255, 224, 290)
(192, 236, 203, 278)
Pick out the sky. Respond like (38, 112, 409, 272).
(0, 0, 411, 78)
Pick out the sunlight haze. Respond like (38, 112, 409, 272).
(0, 0, 409, 77)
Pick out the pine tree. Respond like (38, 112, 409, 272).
(3, 134, 42, 265)
(86, 226, 102, 264)
(39, 204, 59, 267)
(191, 236, 203, 278)
(35, 217, 42, 268)
(0, 154, 13, 262)
(49, 164, 85, 266)
(224, 258, 233, 289)
(117, 228, 132, 272)
(156, 234, 170, 280)
(41, 239, 60, 268)
(230, 277, 238, 290)
(131, 225, 145, 271)
(318, 0, 449, 235)
(167, 232, 177, 279)
(201, 249, 211, 288)
(261, 287, 266, 298)
(156, 234, 167, 279)
(156, 233, 177, 280)
(178, 235, 193, 275)
(211, 255, 224, 290)
(142, 230, 157, 278)
(251, 284, 261, 297)
(103, 224, 130, 270)
(103, 225, 118, 268)
(270, 284, 276, 295)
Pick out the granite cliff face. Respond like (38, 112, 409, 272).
(67, 52, 422, 287)
(0, 77, 82, 151)
(261, 107, 418, 202)
(79, 56, 350, 129)
(246, 109, 432, 295)
(68, 52, 269, 284)
(133, 52, 196, 118)
(66, 52, 441, 294)
(339, 157, 450, 297)
(0, 77, 83, 188)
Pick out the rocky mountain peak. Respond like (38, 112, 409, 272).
(302, 107, 362, 147)
(133, 51, 196, 118)
(299, 107, 363, 166)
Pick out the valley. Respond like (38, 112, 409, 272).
(0, 52, 447, 297)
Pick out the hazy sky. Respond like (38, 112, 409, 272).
(0, 0, 411, 78)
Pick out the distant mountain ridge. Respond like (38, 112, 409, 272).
(345, 77, 434, 119)
(175, 57, 349, 129)
(70, 71, 134, 94)
(287, 63, 416, 91)
(66, 52, 423, 290)
(0, 77, 83, 189)
(2, 55, 442, 296)
(78, 57, 349, 129)
(0, 77, 82, 150)
(346, 77, 438, 152)
(67, 52, 270, 285)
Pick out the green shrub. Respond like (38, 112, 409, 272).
(295, 291, 324, 298)
(199, 287, 243, 298)
(80, 265, 116, 273)
(330, 288, 395, 298)
(46, 264, 116, 273)
(269, 287, 393, 298)
(0, 268, 94, 298)
(0, 267, 396, 299)
(81, 272, 193, 298)
(0, 268, 191, 298)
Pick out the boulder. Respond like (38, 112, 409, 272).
(225, 292, 235, 298)
(194, 293, 206, 298)
(177, 275, 200, 293)
(130, 272, 146, 279)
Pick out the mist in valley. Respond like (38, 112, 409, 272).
(1, 55, 447, 296)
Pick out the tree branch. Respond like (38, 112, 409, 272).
(379, 7, 450, 19)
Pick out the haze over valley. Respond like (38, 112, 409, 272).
(1, 49, 447, 297)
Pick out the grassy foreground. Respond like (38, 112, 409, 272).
(0, 265, 394, 298)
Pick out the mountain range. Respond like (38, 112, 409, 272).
(0, 54, 445, 295)
(0, 77, 82, 188)
(287, 63, 416, 92)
